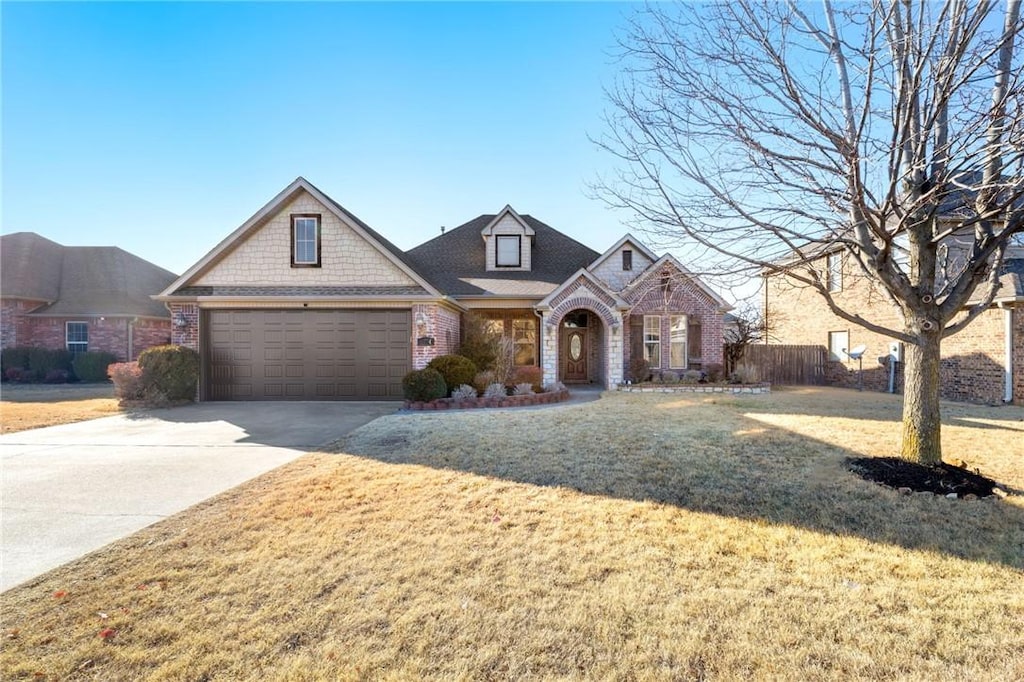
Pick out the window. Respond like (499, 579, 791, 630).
(828, 330, 849, 362)
(512, 318, 536, 366)
(496, 235, 521, 267)
(643, 315, 661, 367)
(622, 249, 633, 271)
(291, 214, 321, 267)
(669, 315, 687, 369)
(66, 322, 88, 354)
(827, 252, 843, 292)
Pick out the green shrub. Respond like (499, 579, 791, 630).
(402, 368, 447, 402)
(511, 365, 543, 392)
(138, 345, 200, 402)
(456, 312, 501, 371)
(426, 355, 478, 396)
(72, 351, 118, 383)
(28, 348, 73, 381)
(1, 347, 32, 378)
(705, 363, 725, 383)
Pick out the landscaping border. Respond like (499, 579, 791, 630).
(617, 383, 771, 395)
(403, 389, 571, 411)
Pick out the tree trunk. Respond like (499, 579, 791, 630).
(900, 332, 942, 465)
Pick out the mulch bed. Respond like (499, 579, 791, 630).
(848, 456, 999, 498)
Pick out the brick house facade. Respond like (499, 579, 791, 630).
(157, 177, 732, 400)
(1, 233, 175, 363)
(764, 251, 1023, 404)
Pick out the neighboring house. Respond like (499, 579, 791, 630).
(1, 232, 176, 361)
(155, 177, 731, 401)
(763, 246, 1024, 404)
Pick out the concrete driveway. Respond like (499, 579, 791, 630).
(0, 401, 396, 591)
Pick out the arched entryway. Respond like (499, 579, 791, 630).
(557, 309, 607, 385)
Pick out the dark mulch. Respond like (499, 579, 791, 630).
(848, 456, 998, 497)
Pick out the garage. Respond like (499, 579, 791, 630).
(204, 309, 410, 400)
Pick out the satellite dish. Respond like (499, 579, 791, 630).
(848, 344, 868, 360)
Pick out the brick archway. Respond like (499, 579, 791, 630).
(541, 290, 623, 389)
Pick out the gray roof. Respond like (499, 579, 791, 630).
(406, 215, 601, 297)
(173, 285, 430, 297)
(984, 257, 1024, 302)
(1, 232, 177, 318)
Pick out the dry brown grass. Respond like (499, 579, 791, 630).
(0, 388, 120, 433)
(1, 387, 1022, 680)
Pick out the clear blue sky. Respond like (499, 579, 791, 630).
(3, 2, 650, 284)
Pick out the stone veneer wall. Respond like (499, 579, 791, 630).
(766, 264, 1022, 404)
(411, 304, 460, 369)
(541, 277, 624, 389)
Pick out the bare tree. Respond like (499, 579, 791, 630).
(724, 303, 773, 374)
(595, 0, 1023, 465)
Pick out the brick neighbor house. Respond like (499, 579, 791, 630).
(1, 232, 176, 361)
(155, 177, 731, 401)
(763, 244, 1024, 405)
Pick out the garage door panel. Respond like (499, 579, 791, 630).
(205, 309, 410, 401)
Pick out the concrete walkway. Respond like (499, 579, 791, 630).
(0, 401, 396, 591)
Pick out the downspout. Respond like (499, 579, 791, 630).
(533, 308, 546, 381)
(1004, 305, 1014, 404)
(127, 318, 134, 361)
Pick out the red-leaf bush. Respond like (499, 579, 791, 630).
(108, 362, 146, 402)
(510, 365, 543, 392)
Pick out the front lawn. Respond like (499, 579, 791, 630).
(0, 384, 119, 433)
(1, 388, 1021, 679)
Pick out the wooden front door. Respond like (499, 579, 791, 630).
(562, 327, 588, 382)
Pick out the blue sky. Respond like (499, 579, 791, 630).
(3, 2, 650, 285)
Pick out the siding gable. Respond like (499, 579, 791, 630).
(195, 190, 417, 287)
(591, 241, 655, 292)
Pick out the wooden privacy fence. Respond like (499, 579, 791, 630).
(732, 344, 829, 386)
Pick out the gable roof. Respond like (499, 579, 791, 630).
(536, 267, 629, 310)
(158, 177, 444, 299)
(588, 234, 659, 272)
(479, 205, 536, 237)
(0, 232, 177, 318)
(406, 214, 601, 297)
(623, 254, 733, 311)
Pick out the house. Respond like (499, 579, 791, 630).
(763, 245, 1024, 404)
(1, 232, 176, 360)
(155, 177, 731, 401)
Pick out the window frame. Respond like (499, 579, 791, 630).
(669, 315, 688, 369)
(66, 321, 89, 354)
(827, 252, 843, 292)
(643, 315, 661, 368)
(495, 235, 521, 268)
(828, 330, 849, 362)
(291, 213, 322, 268)
(512, 318, 537, 366)
(622, 249, 633, 271)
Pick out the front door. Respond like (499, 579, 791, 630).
(563, 327, 588, 382)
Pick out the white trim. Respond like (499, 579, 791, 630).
(1005, 307, 1014, 403)
(479, 205, 535, 237)
(535, 268, 630, 310)
(588, 234, 659, 272)
(65, 320, 89, 353)
(669, 314, 688, 369)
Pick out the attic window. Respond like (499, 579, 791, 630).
(496, 235, 521, 267)
(622, 250, 633, 271)
(291, 214, 321, 267)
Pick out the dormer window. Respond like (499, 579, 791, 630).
(496, 235, 521, 267)
(622, 249, 633, 271)
(291, 214, 321, 267)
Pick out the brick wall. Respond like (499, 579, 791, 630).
(1, 299, 47, 349)
(195, 190, 418, 288)
(169, 304, 200, 350)
(411, 304, 460, 369)
(15, 316, 171, 362)
(765, 263, 1022, 404)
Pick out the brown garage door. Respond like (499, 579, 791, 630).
(205, 309, 410, 401)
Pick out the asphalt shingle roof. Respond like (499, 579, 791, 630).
(1, 232, 177, 318)
(405, 215, 600, 297)
(172, 285, 430, 297)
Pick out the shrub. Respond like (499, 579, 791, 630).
(426, 355, 478, 395)
(628, 356, 651, 383)
(662, 371, 680, 384)
(473, 370, 496, 394)
(28, 348, 73, 381)
(456, 312, 501, 372)
(730, 366, 756, 384)
(451, 384, 478, 401)
(4, 367, 31, 383)
(705, 363, 725, 383)
(43, 369, 70, 384)
(483, 383, 507, 399)
(513, 383, 534, 396)
(402, 368, 447, 402)
(108, 362, 146, 401)
(1, 347, 32, 378)
(511, 365, 543, 392)
(138, 345, 200, 402)
(682, 369, 703, 384)
(492, 337, 516, 386)
(72, 351, 118, 383)
(543, 380, 566, 393)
